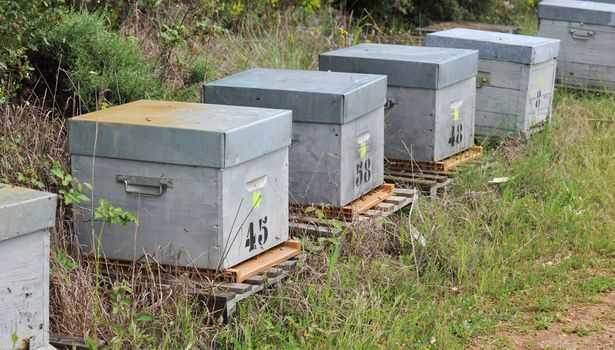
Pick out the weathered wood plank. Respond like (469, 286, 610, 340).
(0, 231, 49, 350)
(417, 21, 519, 34)
(49, 334, 105, 350)
(215, 283, 254, 294)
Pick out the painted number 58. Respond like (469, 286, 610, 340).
(356, 159, 372, 186)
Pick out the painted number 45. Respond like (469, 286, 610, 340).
(245, 216, 268, 252)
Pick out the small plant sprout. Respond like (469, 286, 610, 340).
(11, 331, 18, 350)
(50, 165, 91, 205)
(94, 199, 139, 226)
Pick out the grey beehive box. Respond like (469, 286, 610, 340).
(538, 0, 615, 90)
(573, 0, 615, 4)
(203, 68, 387, 207)
(0, 185, 56, 350)
(69, 100, 292, 270)
(426, 29, 561, 138)
(319, 44, 479, 162)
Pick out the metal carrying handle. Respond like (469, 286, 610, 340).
(384, 98, 398, 111)
(476, 76, 491, 89)
(569, 28, 594, 40)
(116, 175, 173, 196)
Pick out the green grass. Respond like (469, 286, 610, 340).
(207, 90, 615, 349)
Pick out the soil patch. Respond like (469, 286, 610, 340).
(471, 292, 615, 349)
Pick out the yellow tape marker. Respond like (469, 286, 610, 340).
(253, 191, 261, 209)
(453, 107, 459, 121)
(360, 142, 367, 160)
(538, 74, 544, 88)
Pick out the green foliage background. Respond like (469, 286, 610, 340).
(31, 12, 165, 113)
(0, 0, 536, 108)
(0, 0, 64, 102)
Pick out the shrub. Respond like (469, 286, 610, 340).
(30, 12, 166, 114)
(344, 0, 531, 27)
(0, 0, 64, 103)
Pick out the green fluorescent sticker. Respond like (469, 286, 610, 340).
(453, 107, 459, 121)
(253, 191, 261, 209)
(360, 142, 367, 160)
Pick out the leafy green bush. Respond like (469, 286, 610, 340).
(413, 0, 499, 22)
(345, 0, 532, 27)
(0, 0, 64, 103)
(31, 12, 166, 113)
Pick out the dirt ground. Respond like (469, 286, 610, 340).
(471, 292, 615, 350)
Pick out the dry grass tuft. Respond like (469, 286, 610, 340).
(0, 101, 72, 248)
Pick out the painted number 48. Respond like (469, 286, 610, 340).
(448, 124, 463, 147)
(245, 216, 268, 252)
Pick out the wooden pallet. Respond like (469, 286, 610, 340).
(385, 146, 483, 199)
(291, 184, 396, 221)
(49, 334, 105, 350)
(417, 21, 519, 34)
(94, 240, 302, 283)
(388, 146, 484, 172)
(385, 169, 452, 200)
(203, 253, 307, 323)
(92, 244, 306, 325)
(289, 188, 419, 236)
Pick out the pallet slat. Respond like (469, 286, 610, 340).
(49, 334, 105, 350)
(388, 146, 483, 172)
(226, 240, 301, 282)
(202, 254, 305, 323)
(215, 283, 253, 294)
(385, 175, 437, 186)
(386, 170, 449, 181)
(417, 21, 519, 34)
(343, 183, 395, 214)
(290, 188, 418, 236)
(318, 184, 395, 219)
(385, 146, 483, 198)
(439, 146, 484, 171)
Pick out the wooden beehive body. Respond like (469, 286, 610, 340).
(204, 69, 387, 207)
(539, 0, 615, 90)
(319, 44, 479, 162)
(69, 100, 292, 270)
(0, 185, 56, 350)
(427, 28, 561, 138)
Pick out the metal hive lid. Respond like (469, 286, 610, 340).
(69, 100, 292, 168)
(319, 44, 479, 89)
(426, 28, 561, 64)
(203, 68, 387, 124)
(573, 0, 615, 4)
(0, 184, 57, 242)
(539, 0, 615, 26)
